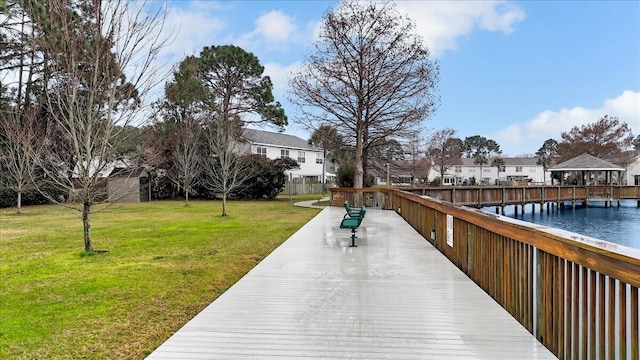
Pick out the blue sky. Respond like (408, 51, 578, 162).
(156, 0, 640, 156)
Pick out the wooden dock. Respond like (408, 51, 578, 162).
(147, 207, 556, 359)
(404, 185, 640, 215)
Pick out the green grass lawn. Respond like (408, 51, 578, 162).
(0, 196, 322, 359)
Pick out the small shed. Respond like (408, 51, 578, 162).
(107, 166, 150, 203)
(72, 159, 150, 203)
(549, 153, 624, 185)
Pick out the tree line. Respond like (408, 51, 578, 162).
(1, 1, 443, 252)
(0, 1, 290, 252)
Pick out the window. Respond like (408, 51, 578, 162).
(316, 153, 323, 164)
(297, 151, 306, 163)
(635, 175, 640, 186)
(499, 166, 506, 172)
(515, 166, 523, 172)
(455, 166, 462, 173)
(484, 168, 491, 173)
(256, 147, 267, 158)
(280, 149, 289, 159)
(469, 168, 475, 173)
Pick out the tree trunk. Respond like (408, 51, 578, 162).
(322, 149, 326, 193)
(184, 180, 189, 206)
(354, 129, 364, 189)
(221, 193, 228, 216)
(82, 202, 93, 253)
(17, 191, 22, 214)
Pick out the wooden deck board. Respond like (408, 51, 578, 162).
(147, 207, 557, 359)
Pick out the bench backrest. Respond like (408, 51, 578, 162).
(344, 200, 363, 212)
(356, 206, 366, 220)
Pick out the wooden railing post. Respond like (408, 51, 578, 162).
(534, 247, 543, 341)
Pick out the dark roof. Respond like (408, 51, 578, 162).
(459, 157, 538, 166)
(549, 153, 624, 171)
(242, 129, 318, 151)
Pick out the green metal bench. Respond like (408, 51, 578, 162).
(340, 206, 366, 247)
(343, 201, 363, 218)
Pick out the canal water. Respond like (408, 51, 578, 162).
(489, 201, 640, 250)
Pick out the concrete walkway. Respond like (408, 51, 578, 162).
(147, 207, 557, 359)
(293, 197, 330, 209)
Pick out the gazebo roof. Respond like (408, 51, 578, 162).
(549, 153, 624, 172)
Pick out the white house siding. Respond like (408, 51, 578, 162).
(625, 155, 640, 185)
(243, 129, 325, 182)
(251, 144, 324, 179)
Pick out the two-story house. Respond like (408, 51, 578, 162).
(624, 153, 640, 185)
(242, 129, 327, 183)
(430, 157, 550, 185)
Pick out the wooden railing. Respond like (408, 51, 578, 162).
(399, 185, 640, 208)
(329, 188, 395, 210)
(330, 188, 640, 359)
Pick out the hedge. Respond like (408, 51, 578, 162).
(0, 186, 66, 208)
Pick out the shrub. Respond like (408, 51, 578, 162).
(0, 185, 66, 208)
(236, 155, 299, 200)
(336, 164, 374, 188)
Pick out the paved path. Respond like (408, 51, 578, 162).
(293, 196, 330, 209)
(147, 207, 557, 359)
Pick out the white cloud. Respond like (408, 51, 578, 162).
(396, 1, 526, 57)
(255, 10, 297, 43)
(491, 91, 640, 156)
(263, 62, 302, 100)
(235, 10, 298, 50)
(160, 5, 226, 59)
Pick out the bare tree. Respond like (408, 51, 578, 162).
(427, 129, 462, 185)
(173, 116, 202, 206)
(0, 108, 43, 213)
(34, 0, 168, 252)
(289, 0, 439, 188)
(202, 116, 251, 216)
(308, 124, 342, 190)
(403, 133, 430, 184)
(160, 55, 206, 206)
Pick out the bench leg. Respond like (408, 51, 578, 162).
(350, 228, 357, 247)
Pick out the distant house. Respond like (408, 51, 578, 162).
(372, 158, 432, 186)
(429, 157, 549, 185)
(623, 153, 640, 186)
(241, 129, 329, 183)
(72, 159, 150, 203)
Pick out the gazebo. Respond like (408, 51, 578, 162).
(549, 153, 624, 185)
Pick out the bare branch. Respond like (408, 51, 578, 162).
(289, 0, 439, 188)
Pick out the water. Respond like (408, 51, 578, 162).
(489, 201, 640, 250)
